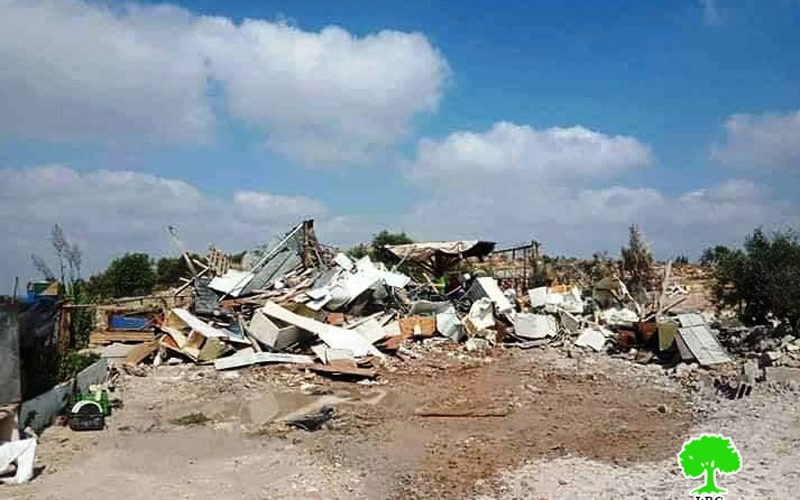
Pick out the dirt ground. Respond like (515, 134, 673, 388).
(5, 343, 798, 499)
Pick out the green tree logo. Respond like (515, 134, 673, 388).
(678, 434, 742, 495)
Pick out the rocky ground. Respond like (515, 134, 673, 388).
(5, 342, 799, 499)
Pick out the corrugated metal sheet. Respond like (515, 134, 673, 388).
(242, 224, 306, 294)
(676, 313, 706, 328)
(678, 325, 731, 365)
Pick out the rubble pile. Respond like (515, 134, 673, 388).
(718, 324, 800, 368)
(92, 220, 755, 385)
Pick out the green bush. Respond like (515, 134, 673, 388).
(706, 228, 800, 328)
(58, 351, 101, 383)
(346, 230, 414, 265)
(154, 254, 204, 289)
(86, 252, 156, 299)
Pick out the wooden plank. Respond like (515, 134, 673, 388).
(307, 361, 377, 379)
(414, 407, 509, 418)
(89, 331, 155, 345)
(123, 341, 159, 365)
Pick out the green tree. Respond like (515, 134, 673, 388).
(707, 228, 800, 328)
(621, 224, 655, 299)
(700, 245, 732, 267)
(678, 435, 741, 494)
(155, 254, 202, 288)
(372, 230, 413, 247)
(345, 243, 370, 260)
(88, 253, 156, 299)
(346, 230, 414, 265)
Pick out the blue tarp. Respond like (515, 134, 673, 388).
(109, 315, 150, 331)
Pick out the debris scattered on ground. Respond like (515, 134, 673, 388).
(286, 405, 336, 431)
(169, 413, 211, 426)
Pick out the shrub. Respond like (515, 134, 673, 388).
(706, 228, 800, 328)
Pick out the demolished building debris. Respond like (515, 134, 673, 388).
(52, 224, 736, 373)
(73, 220, 744, 385)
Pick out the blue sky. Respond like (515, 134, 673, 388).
(0, 0, 798, 290)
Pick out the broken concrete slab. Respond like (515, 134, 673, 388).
(325, 257, 384, 310)
(599, 307, 639, 326)
(408, 300, 452, 315)
(333, 252, 354, 271)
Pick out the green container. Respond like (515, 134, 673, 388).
(77, 390, 110, 416)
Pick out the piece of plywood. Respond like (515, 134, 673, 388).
(123, 341, 158, 365)
(89, 331, 155, 345)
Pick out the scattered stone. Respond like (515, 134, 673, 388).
(764, 366, 800, 385)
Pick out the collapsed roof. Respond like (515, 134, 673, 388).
(382, 240, 496, 276)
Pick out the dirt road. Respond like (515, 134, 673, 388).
(6, 345, 797, 499)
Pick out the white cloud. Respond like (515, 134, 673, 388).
(0, 0, 212, 144)
(0, 165, 364, 291)
(699, 0, 721, 26)
(408, 122, 652, 185)
(404, 123, 796, 258)
(195, 20, 448, 165)
(0, 0, 448, 165)
(711, 109, 800, 169)
(233, 191, 327, 224)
